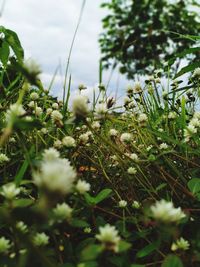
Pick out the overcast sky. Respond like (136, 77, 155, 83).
(0, 0, 127, 99)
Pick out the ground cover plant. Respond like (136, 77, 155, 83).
(0, 24, 200, 267)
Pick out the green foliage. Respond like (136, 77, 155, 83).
(99, 0, 200, 78)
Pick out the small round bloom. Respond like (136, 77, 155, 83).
(46, 108, 53, 115)
(193, 67, 200, 78)
(150, 199, 186, 223)
(72, 95, 89, 118)
(138, 113, 148, 123)
(51, 110, 63, 123)
(33, 232, 49, 247)
(159, 143, 169, 150)
(84, 227, 92, 233)
(16, 221, 28, 233)
(79, 133, 89, 144)
(0, 153, 9, 164)
(127, 167, 137, 175)
(28, 101, 35, 108)
(132, 200, 141, 209)
(53, 202, 73, 222)
(6, 104, 26, 122)
(109, 129, 118, 137)
(33, 158, 76, 195)
(119, 200, 127, 208)
(1, 183, 20, 200)
(168, 111, 176, 119)
(133, 82, 142, 94)
(95, 103, 108, 116)
(53, 139, 62, 149)
(129, 153, 139, 162)
(30, 92, 39, 101)
(34, 106, 43, 116)
(171, 237, 190, 251)
(52, 103, 59, 109)
(42, 148, 60, 161)
(92, 121, 101, 130)
(96, 224, 121, 253)
(0, 237, 11, 253)
(76, 180, 91, 194)
(120, 133, 132, 143)
(62, 136, 76, 148)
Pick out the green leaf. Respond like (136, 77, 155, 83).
(15, 159, 29, 186)
(161, 255, 183, 267)
(188, 178, 200, 195)
(13, 198, 34, 208)
(80, 244, 103, 261)
(118, 240, 131, 252)
(85, 189, 112, 205)
(70, 218, 89, 228)
(5, 28, 24, 61)
(0, 41, 9, 66)
(174, 62, 200, 78)
(13, 118, 42, 131)
(136, 242, 159, 258)
(155, 183, 167, 192)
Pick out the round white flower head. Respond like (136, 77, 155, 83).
(92, 121, 101, 130)
(30, 92, 39, 101)
(168, 111, 176, 119)
(189, 118, 200, 128)
(53, 202, 73, 222)
(52, 103, 59, 110)
(124, 96, 131, 105)
(6, 104, 26, 122)
(53, 139, 62, 149)
(150, 199, 186, 223)
(138, 113, 148, 123)
(129, 153, 139, 162)
(42, 147, 60, 161)
(33, 158, 76, 195)
(0, 237, 11, 253)
(132, 200, 141, 209)
(193, 111, 200, 119)
(127, 167, 137, 175)
(171, 237, 190, 251)
(1, 183, 20, 200)
(119, 200, 127, 208)
(41, 128, 48, 134)
(159, 143, 169, 150)
(0, 153, 9, 164)
(62, 136, 76, 148)
(96, 224, 121, 253)
(193, 67, 200, 78)
(51, 110, 63, 123)
(33, 232, 49, 247)
(186, 124, 197, 135)
(120, 133, 132, 143)
(79, 133, 89, 144)
(76, 180, 91, 194)
(72, 95, 89, 118)
(109, 129, 118, 137)
(84, 227, 92, 234)
(133, 82, 142, 94)
(34, 106, 42, 116)
(28, 101, 35, 108)
(95, 103, 108, 116)
(46, 108, 53, 116)
(16, 221, 28, 233)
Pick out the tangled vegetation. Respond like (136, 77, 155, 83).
(0, 26, 200, 267)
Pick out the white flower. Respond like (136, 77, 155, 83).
(30, 92, 39, 101)
(171, 237, 190, 251)
(124, 96, 131, 105)
(34, 106, 42, 116)
(42, 148, 60, 161)
(1, 183, 20, 200)
(193, 111, 200, 119)
(168, 111, 176, 119)
(0, 153, 9, 164)
(159, 143, 168, 150)
(129, 153, 139, 162)
(0, 237, 11, 253)
(127, 167, 137, 175)
(96, 224, 121, 252)
(33, 232, 49, 247)
(120, 133, 132, 143)
(72, 95, 89, 118)
(132, 201, 141, 209)
(109, 129, 118, 137)
(189, 118, 200, 128)
(193, 67, 200, 78)
(33, 158, 76, 195)
(46, 108, 53, 115)
(95, 103, 107, 115)
(0, 32, 5, 40)
(28, 101, 35, 108)
(133, 82, 142, 94)
(41, 128, 48, 134)
(16, 221, 28, 233)
(52, 103, 59, 110)
(150, 199, 186, 223)
(76, 180, 91, 194)
(119, 200, 127, 208)
(79, 133, 89, 144)
(138, 113, 148, 123)
(84, 227, 92, 233)
(51, 110, 63, 123)
(53, 140, 62, 149)
(92, 121, 101, 130)
(24, 59, 41, 76)
(62, 136, 76, 148)
(6, 104, 26, 122)
(53, 202, 72, 222)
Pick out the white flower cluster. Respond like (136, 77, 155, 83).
(1, 183, 20, 200)
(72, 95, 89, 118)
(96, 224, 121, 252)
(6, 104, 26, 123)
(171, 237, 190, 251)
(184, 112, 200, 142)
(62, 136, 76, 148)
(120, 133, 132, 143)
(0, 237, 11, 253)
(33, 148, 76, 195)
(33, 232, 49, 247)
(0, 153, 9, 164)
(150, 199, 186, 223)
(53, 202, 73, 222)
(76, 180, 91, 194)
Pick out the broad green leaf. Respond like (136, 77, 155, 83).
(85, 188, 112, 205)
(5, 28, 24, 61)
(118, 240, 131, 252)
(161, 255, 183, 267)
(13, 198, 34, 208)
(70, 218, 89, 228)
(0, 41, 9, 66)
(188, 178, 200, 194)
(15, 159, 29, 186)
(80, 244, 103, 261)
(136, 242, 159, 258)
(174, 62, 200, 78)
